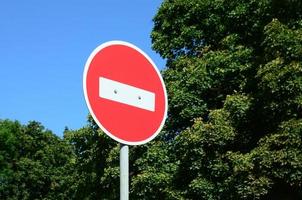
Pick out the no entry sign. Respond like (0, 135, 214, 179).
(83, 41, 167, 145)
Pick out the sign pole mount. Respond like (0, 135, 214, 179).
(120, 143, 129, 200)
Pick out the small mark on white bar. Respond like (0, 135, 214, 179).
(99, 77, 155, 111)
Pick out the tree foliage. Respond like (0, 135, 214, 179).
(0, 120, 75, 199)
(63, 116, 118, 199)
(149, 0, 302, 199)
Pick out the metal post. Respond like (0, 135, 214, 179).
(120, 144, 129, 200)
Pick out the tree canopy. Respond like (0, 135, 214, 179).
(0, 120, 75, 199)
(150, 0, 302, 199)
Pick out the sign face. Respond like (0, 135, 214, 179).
(83, 41, 168, 145)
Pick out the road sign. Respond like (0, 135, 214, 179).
(83, 41, 167, 145)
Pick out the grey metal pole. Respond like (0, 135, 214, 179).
(120, 143, 129, 200)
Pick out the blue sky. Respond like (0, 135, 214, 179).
(0, 0, 165, 136)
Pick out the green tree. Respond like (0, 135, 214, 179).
(63, 115, 119, 199)
(0, 120, 75, 200)
(131, 141, 179, 199)
(148, 0, 302, 199)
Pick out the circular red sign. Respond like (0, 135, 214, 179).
(83, 41, 167, 145)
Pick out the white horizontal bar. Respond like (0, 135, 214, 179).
(99, 77, 155, 112)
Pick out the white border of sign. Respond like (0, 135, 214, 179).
(83, 41, 168, 145)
